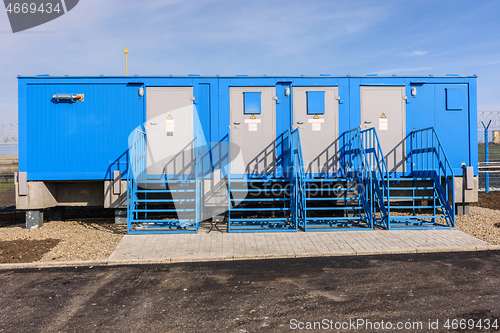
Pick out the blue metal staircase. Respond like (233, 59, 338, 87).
(379, 127, 455, 229)
(300, 128, 373, 231)
(126, 125, 454, 233)
(227, 130, 297, 232)
(127, 128, 202, 234)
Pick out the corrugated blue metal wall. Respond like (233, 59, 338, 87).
(18, 75, 477, 181)
(19, 79, 144, 180)
(409, 82, 472, 170)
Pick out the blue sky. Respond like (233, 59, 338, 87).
(1, 0, 499, 126)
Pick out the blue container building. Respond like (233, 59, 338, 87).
(16, 74, 478, 232)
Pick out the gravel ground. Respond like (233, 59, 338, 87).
(0, 218, 126, 262)
(0, 239, 60, 263)
(0, 201, 499, 263)
(456, 206, 500, 245)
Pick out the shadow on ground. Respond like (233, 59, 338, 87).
(1, 251, 500, 332)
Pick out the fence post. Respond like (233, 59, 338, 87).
(482, 120, 491, 193)
(485, 128, 489, 193)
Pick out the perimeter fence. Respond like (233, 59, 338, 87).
(0, 143, 17, 210)
(478, 111, 500, 192)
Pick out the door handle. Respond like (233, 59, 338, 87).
(150, 122, 158, 125)
(364, 121, 371, 124)
(234, 122, 241, 125)
(297, 122, 304, 125)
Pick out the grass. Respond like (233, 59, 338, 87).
(478, 144, 500, 189)
(0, 179, 14, 192)
(478, 143, 500, 162)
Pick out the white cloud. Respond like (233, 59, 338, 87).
(409, 51, 429, 56)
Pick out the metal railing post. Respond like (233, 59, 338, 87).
(485, 128, 489, 193)
(482, 120, 491, 193)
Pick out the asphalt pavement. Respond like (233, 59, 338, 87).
(1, 250, 500, 332)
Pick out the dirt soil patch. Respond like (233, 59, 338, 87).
(0, 209, 125, 263)
(0, 210, 25, 228)
(0, 187, 15, 210)
(472, 192, 500, 211)
(1, 192, 500, 265)
(0, 239, 60, 263)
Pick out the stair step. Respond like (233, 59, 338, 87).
(134, 199, 195, 203)
(389, 205, 443, 210)
(229, 218, 291, 222)
(230, 207, 288, 211)
(305, 188, 357, 192)
(305, 206, 363, 211)
(306, 197, 360, 201)
(136, 180, 196, 184)
(305, 178, 351, 181)
(389, 196, 437, 200)
(229, 179, 289, 183)
(135, 189, 195, 193)
(132, 219, 196, 223)
(388, 187, 434, 190)
(228, 188, 288, 192)
(306, 217, 368, 221)
(389, 215, 446, 220)
(388, 177, 433, 181)
(132, 208, 195, 213)
(240, 198, 290, 202)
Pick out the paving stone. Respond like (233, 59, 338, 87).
(108, 229, 490, 263)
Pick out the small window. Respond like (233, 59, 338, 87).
(244, 92, 261, 114)
(307, 91, 325, 115)
(446, 88, 463, 110)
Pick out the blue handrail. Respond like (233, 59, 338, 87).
(408, 127, 455, 227)
(194, 128, 203, 224)
(360, 127, 390, 227)
(290, 128, 306, 228)
(127, 127, 202, 233)
(339, 127, 373, 226)
(127, 128, 147, 232)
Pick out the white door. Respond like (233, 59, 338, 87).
(293, 86, 339, 176)
(360, 86, 406, 173)
(229, 87, 276, 175)
(146, 87, 194, 176)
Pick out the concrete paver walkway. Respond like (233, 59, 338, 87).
(108, 229, 492, 263)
